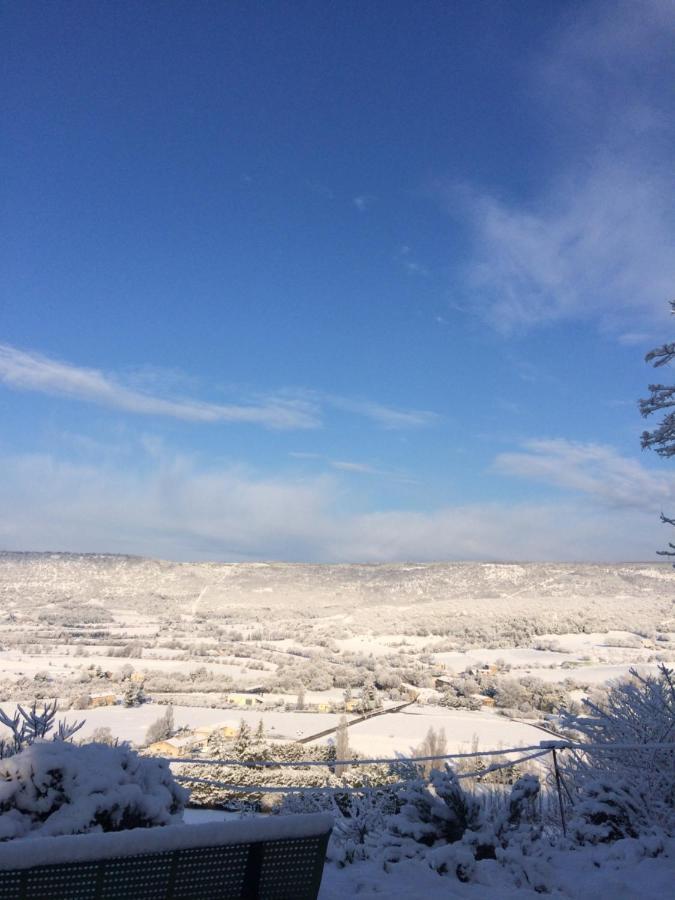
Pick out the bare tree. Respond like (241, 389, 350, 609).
(415, 725, 448, 778)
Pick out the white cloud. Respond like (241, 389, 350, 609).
(0, 344, 438, 432)
(538, 0, 675, 132)
(0, 444, 667, 562)
(463, 161, 675, 333)
(0, 344, 318, 430)
(289, 452, 416, 483)
(326, 395, 439, 429)
(404, 260, 429, 278)
(330, 460, 380, 475)
(457, 0, 675, 335)
(353, 195, 374, 212)
(495, 439, 675, 512)
(398, 245, 430, 278)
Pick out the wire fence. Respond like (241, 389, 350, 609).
(166, 738, 675, 835)
(166, 738, 675, 771)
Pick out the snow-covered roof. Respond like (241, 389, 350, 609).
(192, 720, 239, 735)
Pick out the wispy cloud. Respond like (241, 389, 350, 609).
(353, 194, 374, 212)
(0, 344, 318, 430)
(495, 439, 675, 512)
(462, 160, 675, 334)
(330, 460, 380, 475)
(290, 452, 416, 482)
(456, 0, 675, 336)
(325, 394, 439, 429)
(0, 343, 439, 433)
(399, 245, 430, 278)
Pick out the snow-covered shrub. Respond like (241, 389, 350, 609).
(279, 788, 400, 866)
(564, 664, 675, 831)
(426, 775, 544, 885)
(570, 779, 650, 845)
(503, 773, 541, 832)
(0, 740, 187, 840)
(179, 727, 338, 809)
(385, 765, 481, 859)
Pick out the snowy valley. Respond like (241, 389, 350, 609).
(0, 552, 673, 896)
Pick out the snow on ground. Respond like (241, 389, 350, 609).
(433, 648, 573, 669)
(335, 635, 433, 656)
(0, 703, 548, 756)
(178, 810, 675, 898)
(319, 843, 675, 899)
(0, 651, 264, 682)
(540, 632, 652, 653)
(339, 706, 546, 756)
(10, 705, 339, 747)
(507, 663, 664, 686)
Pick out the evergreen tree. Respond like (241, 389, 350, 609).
(232, 719, 252, 759)
(145, 705, 174, 745)
(123, 681, 145, 708)
(359, 677, 380, 713)
(640, 302, 675, 559)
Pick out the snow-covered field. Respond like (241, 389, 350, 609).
(1, 552, 674, 758)
(6, 702, 548, 756)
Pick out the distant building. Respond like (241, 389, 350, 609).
(89, 693, 117, 708)
(226, 692, 264, 708)
(193, 721, 239, 740)
(146, 734, 201, 757)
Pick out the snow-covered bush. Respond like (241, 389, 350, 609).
(179, 724, 338, 809)
(0, 740, 188, 840)
(570, 779, 650, 845)
(502, 773, 541, 832)
(564, 664, 675, 832)
(278, 787, 400, 866)
(380, 767, 546, 886)
(385, 766, 481, 855)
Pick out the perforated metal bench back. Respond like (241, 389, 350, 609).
(0, 831, 330, 900)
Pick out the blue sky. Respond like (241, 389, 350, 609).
(2, 0, 674, 561)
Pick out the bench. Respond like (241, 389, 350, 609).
(0, 813, 333, 900)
